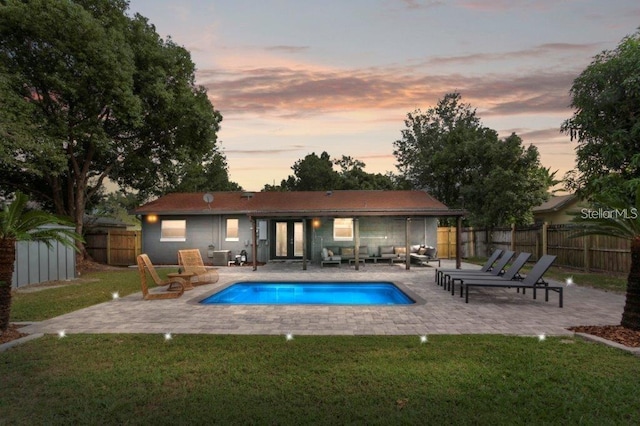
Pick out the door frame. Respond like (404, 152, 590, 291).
(271, 220, 304, 259)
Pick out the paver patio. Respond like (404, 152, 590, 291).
(20, 260, 625, 337)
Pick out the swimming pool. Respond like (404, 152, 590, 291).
(200, 281, 415, 305)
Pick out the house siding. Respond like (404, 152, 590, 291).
(141, 214, 438, 265)
(309, 216, 438, 263)
(141, 214, 255, 265)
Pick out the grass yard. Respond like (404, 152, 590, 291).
(10, 268, 171, 321)
(4, 268, 639, 424)
(2, 334, 640, 424)
(465, 257, 627, 293)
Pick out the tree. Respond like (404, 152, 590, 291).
(334, 156, 397, 190)
(167, 150, 242, 193)
(393, 93, 549, 227)
(272, 152, 400, 191)
(571, 187, 640, 330)
(279, 152, 340, 191)
(0, 192, 82, 333)
(87, 191, 141, 230)
(561, 29, 640, 200)
(0, 0, 222, 255)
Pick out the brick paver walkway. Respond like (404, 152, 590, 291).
(20, 260, 624, 337)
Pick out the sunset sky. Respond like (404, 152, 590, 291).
(127, 0, 640, 191)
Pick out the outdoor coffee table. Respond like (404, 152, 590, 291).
(167, 271, 196, 291)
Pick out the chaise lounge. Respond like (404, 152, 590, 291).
(461, 254, 562, 307)
(177, 249, 219, 285)
(435, 249, 503, 286)
(449, 252, 531, 296)
(439, 250, 515, 289)
(137, 254, 185, 300)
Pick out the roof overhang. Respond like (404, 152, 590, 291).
(136, 209, 466, 217)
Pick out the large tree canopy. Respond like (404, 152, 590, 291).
(265, 152, 399, 191)
(561, 29, 640, 201)
(393, 93, 549, 227)
(0, 0, 223, 252)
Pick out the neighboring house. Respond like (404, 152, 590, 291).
(84, 215, 141, 232)
(533, 194, 586, 225)
(135, 190, 464, 268)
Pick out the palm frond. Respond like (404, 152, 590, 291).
(569, 187, 640, 241)
(0, 192, 83, 250)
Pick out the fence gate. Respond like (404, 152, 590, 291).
(85, 230, 141, 266)
(437, 227, 457, 259)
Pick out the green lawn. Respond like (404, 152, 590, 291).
(465, 257, 627, 293)
(2, 334, 640, 424)
(4, 269, 639, 424)
(10, 268, 173, 321)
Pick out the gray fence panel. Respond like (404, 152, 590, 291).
(11, 238, 76, 289)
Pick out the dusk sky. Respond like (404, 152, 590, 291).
(127, 0, 640, 191)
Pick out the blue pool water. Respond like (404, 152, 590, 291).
(200, 282, 414, 305)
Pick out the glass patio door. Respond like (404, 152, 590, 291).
(274, 221, 304, 258)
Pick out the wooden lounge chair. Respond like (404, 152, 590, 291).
(439, 250, 515, 290)
(435, 249, 502, 286)
(449, 252, 531, 296)
(462, 255, 562, 307)
(177, 249, 219, 285)
(137, 254, 185, 300)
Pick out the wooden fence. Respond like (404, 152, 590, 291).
(85, 230, 141, 266)
(437, 227, 457, 259)
(460, 224, 631, 274)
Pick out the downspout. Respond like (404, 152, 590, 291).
(251, 216, 257, 271)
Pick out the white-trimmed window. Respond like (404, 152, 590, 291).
(160, 220, 186, 242)
(333, 218, 353, 241)
(226, 218, 239, 241)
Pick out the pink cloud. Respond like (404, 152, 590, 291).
(200, 64, 578, 119)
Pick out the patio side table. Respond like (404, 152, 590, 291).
(167, 272, 196, 291)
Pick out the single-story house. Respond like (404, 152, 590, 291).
(134, 190, 465, 270)
(533, 194, 586, 225)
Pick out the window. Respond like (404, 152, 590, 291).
(160, 220, 186, 242)
(333, 218, 353, 241)
(226, 218, 239, 241)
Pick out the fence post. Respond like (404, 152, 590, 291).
(510, 223, 516, 251)
(583, 234, 590, 272)
(106, 230, 112, 265)
(541, 222, 548, 256)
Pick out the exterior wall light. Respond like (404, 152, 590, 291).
(147, 214, 158, 223)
